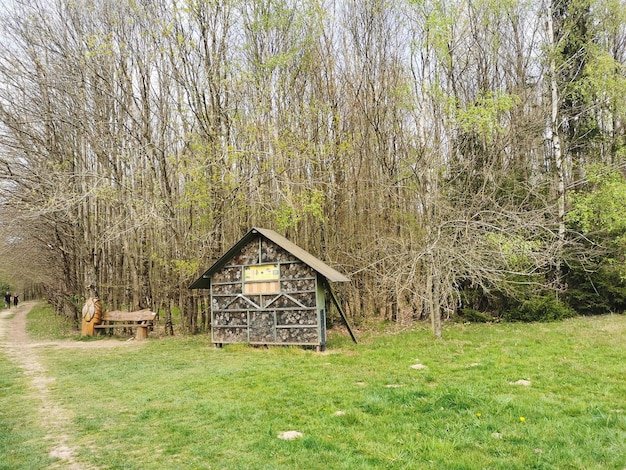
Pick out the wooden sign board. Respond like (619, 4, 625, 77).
(244, 264, 279, 282)
(244, 281, 280, 295)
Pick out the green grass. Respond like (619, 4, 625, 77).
(0, 311, 54, 469)
(0, 363, 54, 470)
(26, 303, 79, 340)
(3, 306, 626, 469)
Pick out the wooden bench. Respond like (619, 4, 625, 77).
(94, 309, 157, 340)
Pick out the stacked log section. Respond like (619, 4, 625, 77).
(277, 310, 317, 326)
(281, 262, 315, 279)
(214, 311, 247, 326)
(212, 295, 259, 310)
(261, 294, 280, 308)
(291, 292, 316, 308)
(212, 283, 241, 295)
(261, 240, 297, 263)
(213, 327, 247, 343)
(270, 293, 316, 309)
(212, 295, 234, 310)
(277, 327, 318, 343)
(280, 278, 315, 293)
(213, 266, 242, 284)
(231, 242, 260, 266)
(250, 312, 275, 342)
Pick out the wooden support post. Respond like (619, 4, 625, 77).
(81, 318, 96, 336)
(136, 325, 148, 341)
(325, 281, 357, 344)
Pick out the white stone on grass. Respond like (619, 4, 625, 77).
(278, 430, 303, 440)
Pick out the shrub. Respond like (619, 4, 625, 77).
(458, 308, 492, 323)
(564, 263, 626, 315)
(504, 295, 577, 322)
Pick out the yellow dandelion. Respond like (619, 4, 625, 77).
(519, 416, 526, 422)
(476, 413, 482, 417)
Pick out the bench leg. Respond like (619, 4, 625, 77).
(81, 319, 96, 336)
(136, 326, 148, 341)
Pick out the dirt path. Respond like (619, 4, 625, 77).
(0, 302, 140, 469)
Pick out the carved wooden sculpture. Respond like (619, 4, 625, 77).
(81, 297, 102, 336)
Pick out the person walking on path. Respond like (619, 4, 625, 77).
(13, 293, 18, 308)
(5, 292, 11, 309)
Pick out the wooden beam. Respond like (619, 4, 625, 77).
(325, 280, 357, 344)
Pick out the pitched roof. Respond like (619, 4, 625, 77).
(189, 227, 349, 289)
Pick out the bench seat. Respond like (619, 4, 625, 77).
(95, 309, 157, 340)
(94, 323, 151, 329)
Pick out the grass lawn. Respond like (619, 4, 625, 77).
(3, 306, 625, 469)
(0, 350, 52, 469)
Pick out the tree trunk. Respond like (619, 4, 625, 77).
(548, 3, 567, 293)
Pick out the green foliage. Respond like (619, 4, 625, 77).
(170, 259, 200, 280)
(483, 232, 541, 272)
(564, 262, 626, 315)
(274, 188, 327, 231)
(504, 295, 577, 322)
(423, 2, 457, 68)
(582, 52, 626, 115)
(567, 165, 626, 239)
(565, 165, 626, 314)
(0, 281, 11, 302)
(455, 92, 521, 138)
(457, 228, 549, 318)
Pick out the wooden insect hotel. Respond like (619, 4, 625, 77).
(189, 227, 355, 350)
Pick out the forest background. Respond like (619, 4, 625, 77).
(0, 0, 624, 336)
